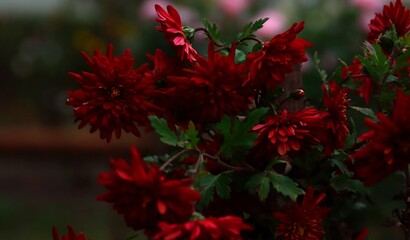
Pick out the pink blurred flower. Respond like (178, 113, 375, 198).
(350, 0, 381, 12)
(253, 10, 286, 39)
(217, 0, 252, 17)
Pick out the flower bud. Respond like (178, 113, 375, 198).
(290, 89, 305, 100)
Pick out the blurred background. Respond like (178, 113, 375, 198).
(0, 0, 404, 239)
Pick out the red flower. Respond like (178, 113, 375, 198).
(350, 90, 410, 186)
(320, 81, 350, 156)
(246, 22, 312, 90)
(155, 4, 198, 62)
(166, 42, 253, 124)
(52, 226, 89, 240)
(356, 228, 369, 240)
(273, 187, 329, 240)
(341, 58, 373, 104)
(153, 216, 253, 240)
(252, 108, 323, 156)
(96, 146, 201, 231)
(67, 44, 161, 142)
(368, 0, 410, 43)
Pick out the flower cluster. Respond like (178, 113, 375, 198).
(59, 0, 410, 239)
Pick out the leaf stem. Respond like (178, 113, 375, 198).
(160, 148, 195, 171)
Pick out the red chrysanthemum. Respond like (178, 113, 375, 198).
(341, 58, 373, 104)
(96, 146, 201, 231)
(155, 4, 198, 62)
(252, 108, 323, 156)
(320, 81, 350, 156)
(273, 187, 329, 240)
(368, 0, 410, 43)
(350, 89, 410, 186)
(356, 228, 369, 240)
(52, 226, 89, 240)
(67, 44, 161, 142)
(246, 21, 312, 90)
(153, 216, 253, 240)
(166, 42, 253, 124)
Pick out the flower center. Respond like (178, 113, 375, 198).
(110, 87, 121, 98)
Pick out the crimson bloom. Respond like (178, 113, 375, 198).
(67, 44, 161, 142)
(155, 4, 198, 62)
(166, 42, 253, 124)
(246, 21, 312, 90)
(341, 58, 373, 104)
(252, 108, 323, 156)
(97, 146, 201, 231)
(153, 216, 253, 240)
(52, 226, 89, 240)
(320, 81, 350, 156)
(350, 89, 410, 186)
(368, 0, 410, 43)
(273, 187, 329, 240)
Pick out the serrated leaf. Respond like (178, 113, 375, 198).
(185, 121, 199, 148)
(218, 108, 268, 157)
(313, 52, 328, 83)
(148, 116, 178, 146)
(393, 49, 410, 73)
(330, 155, 352, 176)
(349, 106, 377, 121)
(237, 18, 269, 40)
(331, 174, 368, 195)
(197, 172, 232, 209)
(258, 177, 270, 202)
(245, 173, 265, 194)
(202, 18, 222, 45)
(268, 172, 304, 201)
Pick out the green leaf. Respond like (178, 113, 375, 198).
(258, 177, 270, 202)
(393, 48, 410, 73)
(331, 174, 368, 195)
(148, 116, 178, 146)
(234, 49, 246, 64)
(268, 172, 305, 201)
(218, 108, 268, 157)
(202, 18, 222, 45)
(197, 172, 232, 209)
(313, 52, 328, 84)
(237, 18, 269, 40)
(330, 152, 352, 176)
(245, 173, 268, 201)
(349, 106, 377, 121)
(184, 121, 200, 148)
(360, 42, 389, 83)
(246, 172, 304, 201)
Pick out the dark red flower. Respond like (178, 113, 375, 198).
(67, 44, 161, 142)
(155, 4, 198, 62)
(252, 108, 323, 156)
(96, 146, 201, 231)
(368, 0, 410, 43)
(350, 89, 410, 186)
(166, 42, 253, 124)
(153, 216, 253, 240)
(52, 226, 89, 240)
(246, 21, 312, 90)
(273, 187, 329, 240)
(320, 81, 350, 156)
(356, 228, 369, 240)
(341, 58, 373, 104)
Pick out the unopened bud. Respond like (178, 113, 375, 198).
(183, 26, 195, 42)
(290, 89, 305, 100)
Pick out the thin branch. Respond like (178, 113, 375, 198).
(160, 148, 195, 171)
